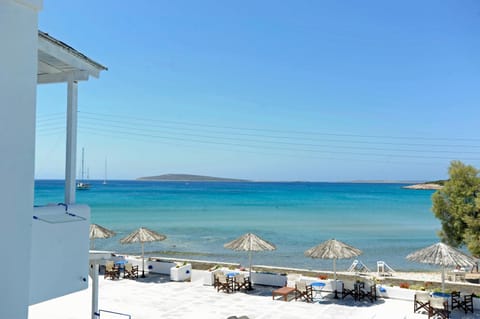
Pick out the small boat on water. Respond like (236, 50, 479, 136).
(76, 181, 90, 190)
(77, 147, 90, 190)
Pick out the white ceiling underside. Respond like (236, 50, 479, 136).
(37, 31, 107, 84)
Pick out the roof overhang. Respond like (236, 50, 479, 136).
(37, 31, 107, 84)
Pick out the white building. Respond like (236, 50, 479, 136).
(0, 1, 107, 318)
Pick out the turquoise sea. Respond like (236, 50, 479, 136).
(34, 180, 440, 272)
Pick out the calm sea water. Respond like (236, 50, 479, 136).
(34, 180, 440, 271)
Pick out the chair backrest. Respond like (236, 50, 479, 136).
(234, 273, 244, 282)
(125, 263, 132, 271)
(343, 281, 355, 290)
(217, 273, 228, 284)
(363, 281, 375, 291)
(429, 297, 446, 309)
(296, 281, 307, 292)
(464, 294, 473, 303)
(106, 261, 114, 271)
(415, 292, 430, 303)
(287, 273, 301, 287)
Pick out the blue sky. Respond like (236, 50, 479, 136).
(36, 1, 480, 181)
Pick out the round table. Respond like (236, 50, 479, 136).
(311, 282, 326, 300)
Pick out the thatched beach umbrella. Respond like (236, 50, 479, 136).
(406, 242, 476, 292)
(224, 233, 276, 279)
(89, 224, 116, 249)
(120, 227, 167, 278)
(305, 239, 362, 298)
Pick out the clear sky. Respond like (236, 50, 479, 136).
(36, 0, 480, 181)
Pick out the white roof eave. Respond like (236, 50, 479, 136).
(37, 31, 107, 84)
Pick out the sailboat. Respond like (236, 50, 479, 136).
(76, 147, 90, 190)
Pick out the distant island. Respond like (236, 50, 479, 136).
(136, 174, 249, 182)
(402, 180, 445, 190)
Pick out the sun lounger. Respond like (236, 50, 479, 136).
(347, 259, 370, 273)
(377, 260, 394, 276)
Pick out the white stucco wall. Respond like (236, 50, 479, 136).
(29, 204, 90, 305)
(0, 0, 42, 318)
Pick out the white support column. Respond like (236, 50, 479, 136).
(0, 1, 43, 318)
(65, 79, 78, 204)
(91, 263, 99, 319)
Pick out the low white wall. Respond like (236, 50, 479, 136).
(146, 259, 176, 275)
(29, 204, 90, 305)
(251, 272, 287, 287)
(170, 264, 192, 281)
(376, 285, 416, 301)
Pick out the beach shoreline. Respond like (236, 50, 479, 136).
(121, 254, 480, 294)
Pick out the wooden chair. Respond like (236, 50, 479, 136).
(215, 273, 234, 293)
(234, 274, 252, 292)
(211, 270, 223, 288)
(414, 292, 430, 314)
(294, 281, 313, 303)
(104, 261, 120, 280)
(359, 282, 377, 302)
(341, 281, 357, 301)
(428, 297, 450, 319)
(451, 291, 474, 314)
(124, 263, 139, 279)
(451, 291, 462, 311)
(462, 294, 474, 314)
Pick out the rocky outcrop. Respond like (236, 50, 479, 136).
(402, 183, 443, 190)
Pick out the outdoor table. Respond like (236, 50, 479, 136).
(226, 272, 239, 277)
(431, 292, 451, 299)
(272, 287, 296, 301)
(431, 292, 451, 309)
(311, 282, 326, 300)
(114, 260, 127, 277)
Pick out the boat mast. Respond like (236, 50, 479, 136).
(81, 147, 85, 182)
(103, 157, 107, 184)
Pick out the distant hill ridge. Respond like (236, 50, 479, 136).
(137, 174, 249, 182)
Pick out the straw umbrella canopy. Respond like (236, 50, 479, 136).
(120, 227, 167, 277)
(305, 239, 362, 298)
(406, 242, 476, 292)
(224, 233, 276, 279)
(89, 224, 116, 249)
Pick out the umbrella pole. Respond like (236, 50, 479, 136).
(141, 242, 146, 278)
(248, 250, 254, 290)
(441, 265, 445, 292)
(333, 258, 339, 299)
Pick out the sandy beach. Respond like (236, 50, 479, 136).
(28, 256, 480, 319)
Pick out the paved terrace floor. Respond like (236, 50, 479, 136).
(29, 271, 480, 319)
